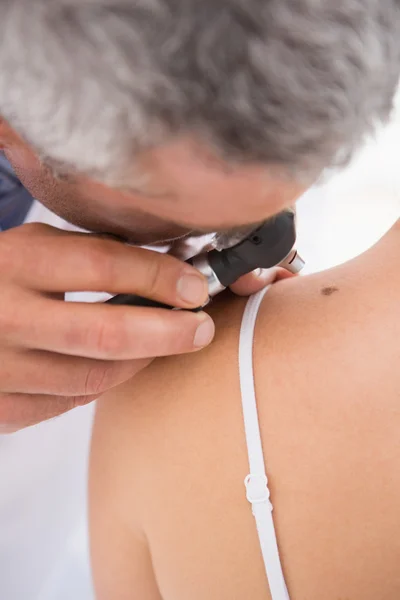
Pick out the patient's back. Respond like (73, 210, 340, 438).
(90, 225, 400, 600)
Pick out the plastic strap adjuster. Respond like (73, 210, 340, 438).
(244, 473, 272, 508)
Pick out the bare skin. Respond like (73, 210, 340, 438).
(90, 221, 400, 600)
(0, 118, 304, 431)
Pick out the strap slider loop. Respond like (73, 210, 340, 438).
(244, 473, 272, 507)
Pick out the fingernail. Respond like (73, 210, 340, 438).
(253, 268, 263, 278)
(177, 273, 208, 305)
(193, 314, 215, 348)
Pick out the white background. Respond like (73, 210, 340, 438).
(0, 96, 398, 599)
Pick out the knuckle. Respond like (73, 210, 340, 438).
(144, 253, 164, 297)
(87, 315, 128, 358)
(84, 241, 117, 289)
(83, 363, 117, 396)
(0, 298, 22, 340)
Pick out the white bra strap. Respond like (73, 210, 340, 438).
(239, 287, 290, 600)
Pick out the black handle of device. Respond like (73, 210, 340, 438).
(106, 294, 171, 309)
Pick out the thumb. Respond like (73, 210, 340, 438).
(229, 267, 296, 297)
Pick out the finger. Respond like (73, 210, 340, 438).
(0, 349, 151, 396)
(229, 267, 296, 296)
(7, 224, 208, 309)
(6, 296, 216, 359)
(0, 391, 99, 433)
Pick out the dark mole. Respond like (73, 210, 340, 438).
(321, 286, 339, 296)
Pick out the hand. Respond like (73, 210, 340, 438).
(0, 224, 214, 432)
(229, 266, 296, 296)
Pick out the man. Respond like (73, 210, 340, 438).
(0, 0, 399, 432)
(0, 2, 399, 598)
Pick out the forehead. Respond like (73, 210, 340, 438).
(85, 138, 307, 229)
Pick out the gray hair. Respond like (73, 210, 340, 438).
(0, 0, 399, 185)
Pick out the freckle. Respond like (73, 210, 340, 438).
(321, 286, 339, 296)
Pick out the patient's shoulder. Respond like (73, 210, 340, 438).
(95, 220, 400, 454)
(94, 221, 400, 483)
